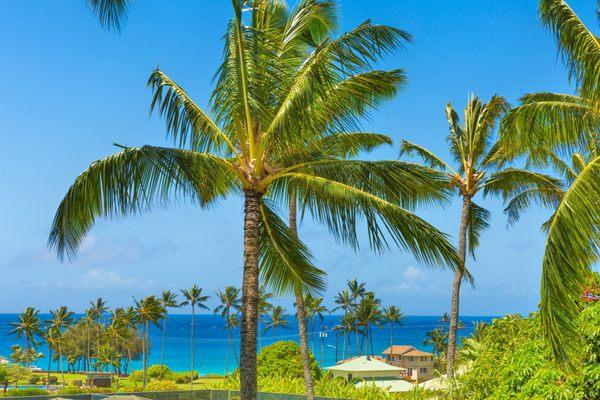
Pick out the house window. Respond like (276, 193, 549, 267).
(420, 367, 428, 374)
(407, 368, 413, 375)
(408, 356, 413, 362)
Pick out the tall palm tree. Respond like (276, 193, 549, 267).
(47, 306, 75, 385)
(105, 310, 130, 374)
(423, 328, 448, 361)
(88, 298, 108, 371)
(49, 2, 461, 398)
(400, 94, 549, 377)
(181, 285, 209, 389)
(304, 294, 328, 354)
(355, 293, 381, 356)
(382, 305, 403, 360)
(214, 286, 241, 375)
(133, 295, 165, 387)
(333, 290, 353, 357)
(263, 306, 290, 335)
(43, 327, 58, 388)
(225, 313, 241, 369)
(347, 279, 366, 356)
(499, 0, 600, 368)
(9, 307, 43, 367)
(159, 290, 179, 378)
(115, 306, 138, 374)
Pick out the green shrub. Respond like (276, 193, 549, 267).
(48, 376, 58, 384)
(174, 371, 198, 384)
(129, 370, 144, 383)
(147, 365, 174, 381)
(28, 375, 40, 384)
(57, 386, 85, 394)
(257, 341, 321, 381)
(145, 380, 179, 392)
(6, 388, 49, 397)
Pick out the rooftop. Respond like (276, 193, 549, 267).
(326, 356, 406, 373)
(382, 345, 433, 357)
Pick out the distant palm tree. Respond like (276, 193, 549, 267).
(335, 313, 355, 361)
(333, 290, 353, 357)
(214, 286, 241, 374)
(47, 306, 75, 385)
(105, 310, 130, 373)
(225, 313, 241, 369)
(9, 307, 43, 367)
(257, 287, 274, 352)
(355, 293, 381, 355)
(382, 305, 404, 360)
(347, 279, 366, 355)
(304, 294, 328, 353)
(80, 311, 95, 371)
(43, 327, 58, 388)
(88, 298, 108, 371)
(263, 306, 290, 335)
(115, 306, 138, 373)
(181, 285, 209, 389)
(133, 295, 165, 387)
(440, 313, 450, 330)
(159, 290, 180, 377)
(423, 328, 448, 360)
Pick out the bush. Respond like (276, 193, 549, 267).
(257, 341, 321, 381)
(6, 388, 49, 397)
(129, 370, 144, 383)
(28, 375, 40, 384)
(174, 371, 198, 384)
(57, 386, 85, 394)
(48, 376, 58, 384)
(145, 380, 179, 392)
(147, 365, 174, 381)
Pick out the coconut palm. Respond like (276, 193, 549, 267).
(423, 327, 448, 360)
(47, 306, 75, 385)
(225, 313, 241, 369)
(347, 279, 367, 356)
(9, 307, 43, 367)
(498, 0, 600, 368)
(158, 290, 179, 377)
(88, 298, 108, 371)
(304, 294, 328, 353)
(333, 290, 353, 357)
(48, 2, 461, 398)
(43, 327, 58, 388)
(263, 306, 290, 335)
(214, 286, 242, 374)
(400, 94, 552, 377)
(133, 295, 165, 387)
(382, 305, 404, 360)
(180, 285, 209, 389)
(114, 306, 138, 373)
(355, 292, 381, 355)
(104, 310, 130, 374)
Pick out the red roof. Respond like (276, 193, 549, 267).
(382, 345, 415, 355)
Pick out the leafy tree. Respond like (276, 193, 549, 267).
(47, 306, 75, 385)
(256, 341, 320, 382)
(499, 0, 600, 368)
(9, 307, 43, 367)
(48, 3, 461, 399)
(423, 327, 448, 368)
(159, 290, 180, 378)
(180, 285, 209, 389)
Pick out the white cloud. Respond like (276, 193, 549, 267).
(403, 266, 423, 280)
(26, 268, 156, 291)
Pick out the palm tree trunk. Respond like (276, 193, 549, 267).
(289, 196, 316, 400)
(143, 321, 150, 388)
(46, 346, 52, 389)
(240, 190, 261, 400)
(190, 305, 195, 390)
(58, 335, 65, 386)
(341, 329, 346, 360)
(87, 326, 91, 372)
(446, 195, 471, 379)
(160, 317, 167, 379)
(390, 323, 394, 364)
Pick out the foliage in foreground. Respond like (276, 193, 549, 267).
(457, 293, 600, 399)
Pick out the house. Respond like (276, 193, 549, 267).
(382, 345, 435, 382)
(0, 356, 9, 365)
(325, 355, 406, 381)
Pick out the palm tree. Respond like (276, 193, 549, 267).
(159, 290, 179, 378)
(304, 294, 328, 354)
(133, 295, 165, 387)
(47, 306, 75, 385)
(460, 322, 488, 363)
(333, 290, 353, 357)
(498, 0, 600, 368)
(214, 286, 241, 374)
(382, 305, 404, 361)
(336, 313, 355, 361)
(347, 279, 367, 356)
(88, 298, 108, 371)
(181, 285, 209, 389)
(225, 313, 241, 369)
(355, 293, 381, 356)
(263, 306, 290, 335)
(48, 2, 461, 398)
(115, 306, 138, 374)
(105, 310, 130, 374)
(423, 328, 448, 360)
(400, 94, 550, 377)
(257, 286, 274, 352)
(9, 307, 43, 367)
(43, 327, 58, 388)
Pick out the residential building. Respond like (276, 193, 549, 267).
(382, 345, 435, 382)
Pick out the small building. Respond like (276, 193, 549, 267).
(382, 345, 435, 382)
(325, 355, 406, 381)
(0, 356, 9, 365)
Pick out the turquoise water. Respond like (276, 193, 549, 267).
(0, 314, 494, 374)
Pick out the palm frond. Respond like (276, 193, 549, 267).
(399, 140, 452, 171)
(540, 154, 600, 368)
(466, 202, 491, 258)
(86, 0, 131, 32)
(539, 0, 600, 98)
(258, 200, 326, 295)
(49, 146, 237, 260)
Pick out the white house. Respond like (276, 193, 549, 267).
(325, 356, 406, 381)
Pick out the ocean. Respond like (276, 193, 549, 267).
(0, 314, 495, 374)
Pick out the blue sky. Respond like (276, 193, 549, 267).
(0, 0, 595, 315)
